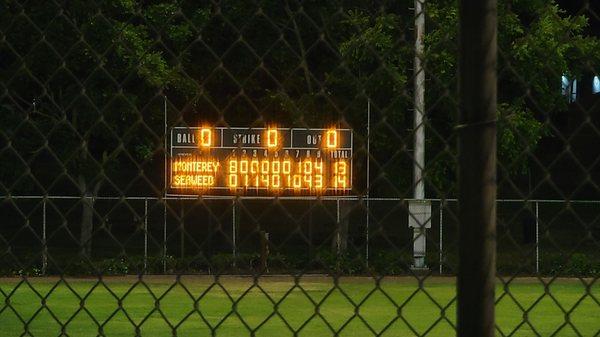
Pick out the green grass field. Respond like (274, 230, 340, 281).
(0, 276, 598, 337)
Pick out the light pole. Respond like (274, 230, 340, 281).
(409, 0, 431, 270)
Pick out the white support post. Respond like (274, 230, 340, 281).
(410, 0, 429, 270)
(413, 3, 426, 201)
(535, 201, 539, 274)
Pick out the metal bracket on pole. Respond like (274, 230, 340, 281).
(408, 199, 431, 270)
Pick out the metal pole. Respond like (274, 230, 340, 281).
(366, 99, 371, 266)
(232, 199, 237, 267)
(42, 198, 47, 275)
(144, 198, 148, 274)
(410, 0, 429, 270)
(439, 202, 443, 275)
(365, 197, 370, 266)
(457, 0, 497, 336)
(164, 95, 168, 197)
(535, 201, 539, 274)
(308, 200, 313, 258)
(180, 199, 184, 259)
(163, 200, 167, 273)
(413, 0, 426, 201)
(336, 199, 341, 256)
(163, 95, 168, 274)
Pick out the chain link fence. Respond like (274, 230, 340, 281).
(1, 0, 599, 336)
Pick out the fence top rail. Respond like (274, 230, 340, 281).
(1, 195, 600, 204)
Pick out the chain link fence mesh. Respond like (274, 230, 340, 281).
(1, 0, 599, 336)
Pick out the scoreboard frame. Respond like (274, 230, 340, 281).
(167, 127, 354, 195)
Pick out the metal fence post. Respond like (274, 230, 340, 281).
(535, 201, 539, 274)
(366, 99, 371, 267)
(308, 200, 314, 259)
(42, 198, 47, 275)
(163, 199, 167, 273)
(439, 201, 443, 275)
(232, 198, 237, 267)
(457, 0, 497, 336)
(144, 198, 148, 274)
(180, 198, 184, 259)
(163, 95, 168, 274)
(336, 199, 341, 256)
(365, 197, 370, 266)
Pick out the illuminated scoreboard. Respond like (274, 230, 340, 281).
(168, 127, 353, 195)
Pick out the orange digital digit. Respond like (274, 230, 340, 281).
(303, 175, 312, 188)
(254, 175, 260, 187)
(337, 175, 347, 188)
(314, 160, 323, 174)
(335, 161, 347, 175)
(326, 129, 337, 148)
(267, 129, 278, 148)
(272, 174, 281, 188)
(261, 174, 270, 187)
(251, 159, 259, 174)
(315, 175, 323, 189)
(200, 128, 212, 147)
(228, 174, 238, 187)
(272, 160, 280, 174)
(282, 160, 291, 174)
(261, 160, 270, 174)
(292, 175, 302, 189)
(240, 160, 248, 174)
(303, 160, 312, 174)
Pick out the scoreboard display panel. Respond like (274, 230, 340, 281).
(168, 127, 353, 195)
